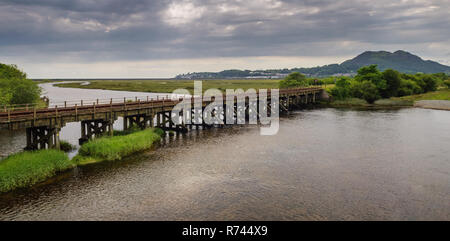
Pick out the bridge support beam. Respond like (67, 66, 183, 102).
(123, 114, 153, 130)
(79, 119, 113, 145)
(154, 111, 188, 133)
(25, 125, 61, 150)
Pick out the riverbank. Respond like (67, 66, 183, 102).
(326, 89, 450, 110)
(414, 100, 450, 111)
(0, 128, 164, 193)
(325, 98, 412, 108)
(393, 88, 450, 102)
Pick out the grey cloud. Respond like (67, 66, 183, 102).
(0, 0, 449, 63)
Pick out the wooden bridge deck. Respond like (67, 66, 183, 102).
(0, 87, 323, 130)
(0, 87, 324, 150)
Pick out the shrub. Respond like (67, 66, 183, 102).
(329, 77, 351, 100)
(398, 78, 422, 96)
(59, 141, 75, 152)
(420, 74, 438, 92)
(350, 80, 380, 104)
(444, 79, 450, 88)
(154, 128, 165, 137)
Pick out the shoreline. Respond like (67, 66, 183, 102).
(413, 100, 450, 111)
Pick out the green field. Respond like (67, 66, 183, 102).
(54, 79, 286, 93)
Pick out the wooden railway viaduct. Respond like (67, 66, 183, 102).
(0, 87, 324, 150)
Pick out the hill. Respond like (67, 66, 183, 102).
(175, 50, 450, 79)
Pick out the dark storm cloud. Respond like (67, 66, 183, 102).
(0, 0, 449, 61)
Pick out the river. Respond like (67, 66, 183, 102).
(0, 83, 449, 220)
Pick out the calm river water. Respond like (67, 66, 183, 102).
(0, 84, 449, 220)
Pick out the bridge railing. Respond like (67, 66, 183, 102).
(0, 87, 323, 114)
(0, 94, 192, 113)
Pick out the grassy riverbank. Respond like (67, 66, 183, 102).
(0, 150, 75, 193)
(393, 88, 450, 102)
(328, 98, 412, 108)
(328, 89, 450, 108)
(74, 128, 164, 165)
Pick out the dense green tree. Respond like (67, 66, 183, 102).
(328, 64, 442, 103)
(0, 64, 27, 79)
(350, 80, 380, 103)
(381, 69, 401, 97)
(355, 65, 387, 95)
(279, 72, 308, 88)
(398, 78, 422, 96)
(420, 74, 438, 92)
(329, 77, 351, 100)
(0, 63, 41, 105)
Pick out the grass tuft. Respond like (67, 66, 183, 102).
(113, 126, 142, 136)
(59, 140, 76, 152)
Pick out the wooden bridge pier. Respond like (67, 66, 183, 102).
(79, 119, 114, 145)
(25, 125, 61, 150)
(123, 114, 153, 130)
(157, 111, 188, 133)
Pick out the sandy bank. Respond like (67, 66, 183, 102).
(414, 100, 450, 111)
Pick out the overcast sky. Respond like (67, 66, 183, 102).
(1, 0, 449, 78)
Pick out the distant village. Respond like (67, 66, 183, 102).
(175, 70, 353, 79)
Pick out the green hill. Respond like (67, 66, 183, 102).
(175, 50, 450, 78)
(340, 50, 450, 74)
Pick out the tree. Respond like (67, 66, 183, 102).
(420, 74, 438, 92)
(330, 77, 351, 100)
(355, 64, 387, 95)
(381, 69, 401, 97)
(279, 72, 308, 88)
(0, 63, 41, 105)
(398, 78, 422, 96)
(350, 80, 380, 103)
(0, 63, 27, 79)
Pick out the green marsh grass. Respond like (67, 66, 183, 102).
(74, 128, 163, 165)
(0, 150, 74, 193)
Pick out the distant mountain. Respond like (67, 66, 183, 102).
(340, 50, 450, 74)
(175, 50, 450, 79)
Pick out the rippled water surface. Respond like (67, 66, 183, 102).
(1, 106, 449, 220)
